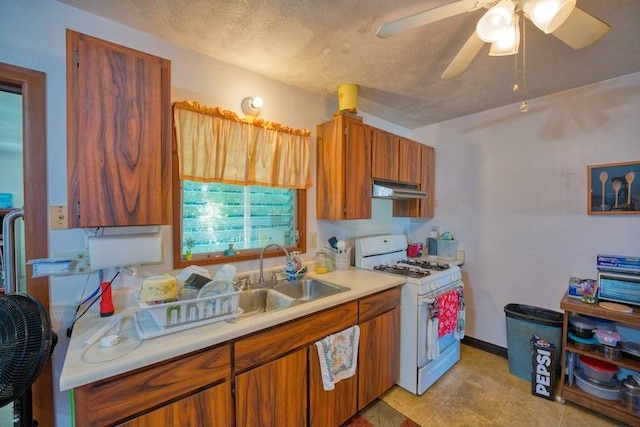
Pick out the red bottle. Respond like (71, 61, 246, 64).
(100, 282, 114, 317)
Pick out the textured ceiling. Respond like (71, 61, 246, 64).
(57, 0, 640, 129)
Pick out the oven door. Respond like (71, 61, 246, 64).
(417, 281, 463, 389)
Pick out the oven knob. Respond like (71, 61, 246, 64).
(430, 282, 438, 291)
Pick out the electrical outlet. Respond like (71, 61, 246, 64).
(54, 251, 91, 275)
(309, 232, 317, 248)
(50, 205, 68, 229)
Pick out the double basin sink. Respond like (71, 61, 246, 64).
(237, 278, 350, 319)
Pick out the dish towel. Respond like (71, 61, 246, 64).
(454, 287, 466, 340)
(437, 289, 459, 338)
(315, 325, 360, 391)
(426, 298, 439, 360)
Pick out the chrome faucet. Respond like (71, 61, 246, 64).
(258, 243, 289, 285)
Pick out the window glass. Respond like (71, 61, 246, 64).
(181, 181, 298, 258)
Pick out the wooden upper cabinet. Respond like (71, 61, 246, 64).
(371, 128, 399, 181)
(66, 30, 171, 228)
(398, 138, 423, 185)
(420, 144, 435, 218)
(316, 115, 372, 220)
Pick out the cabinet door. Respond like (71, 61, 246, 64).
(67, 30, 171, 227)
(309, 343, 357, 427)
(316, 116, 372, 220)
(398, 138, 422, 185)
(371, 128, 399, 181)
(117, 382, 232, 427)
(235, 348, 308, 427)
(419, 144, 435, 218)
(358, 306, 400, 410)
(344, 118, 372, 219)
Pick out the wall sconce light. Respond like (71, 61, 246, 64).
(241, 96, 263, 117)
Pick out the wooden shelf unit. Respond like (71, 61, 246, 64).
(559, 293, 640, 426)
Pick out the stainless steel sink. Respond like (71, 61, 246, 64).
(237, 288, 295, 317)
(235, 279, 350, 320)
(272, 278, 350, 301)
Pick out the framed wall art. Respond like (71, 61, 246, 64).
(588, 160, 640, 215)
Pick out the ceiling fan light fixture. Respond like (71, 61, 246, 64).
(489, 19, 520, 56)
(523, 0, 576, 34)
(476, 0, 515, 42)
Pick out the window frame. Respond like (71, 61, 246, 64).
(171, 136, 307, 269)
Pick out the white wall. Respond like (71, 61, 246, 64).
(411, 72, 640, 347)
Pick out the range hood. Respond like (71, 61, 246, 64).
(372, 179, 427, 200)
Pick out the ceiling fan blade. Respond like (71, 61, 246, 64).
(552, 6, 611, 49)
(441, 31, 485, 79)
(376, 0, 479, 38)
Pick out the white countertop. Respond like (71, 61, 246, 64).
(59, 268, 405, 391)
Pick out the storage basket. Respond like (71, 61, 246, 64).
(437, 239, 458, 260)
(137, 290, 240, 329)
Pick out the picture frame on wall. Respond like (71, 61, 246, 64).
(587, 161, 640, 215)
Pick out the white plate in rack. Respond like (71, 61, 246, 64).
(133, 308, 243, 339)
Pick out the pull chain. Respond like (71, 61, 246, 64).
(520, 13, 529, 112)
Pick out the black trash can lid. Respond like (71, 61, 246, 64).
(504, 303, 564, 327)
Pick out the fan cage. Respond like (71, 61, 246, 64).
(0, 293, 53, 407)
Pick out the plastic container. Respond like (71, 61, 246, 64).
(574, 369, 620, 400)
(569, 315, 596, 338)
(595, 329, 621, 347)
(568, 331, 598, 351)
(619, 375, 640, 414)
(599, 343, 622, 361)
(315, 251, 328, 274)
(622, 341, 640, 362)
(504, 303, 564, 381)
(436, 239, 458, 260)
(579, 355, 618, 382)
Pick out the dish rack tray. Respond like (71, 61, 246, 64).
(137, 290, 241, 330)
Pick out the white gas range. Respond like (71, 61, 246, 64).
(354, 234, 464, 395)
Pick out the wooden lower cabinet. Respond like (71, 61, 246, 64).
(358, 288, 401, 409)
(235, 348, 308, 427)
(74, 288, 401, 426)
(309, 343, 358, 427)
(73, 343, 231, 426)
(117, 382, 232, 427)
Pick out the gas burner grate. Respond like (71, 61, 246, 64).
(373, 264, 431, 278)
(400, 259, 450, 271)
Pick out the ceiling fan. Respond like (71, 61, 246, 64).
(376, 0, 611, 79)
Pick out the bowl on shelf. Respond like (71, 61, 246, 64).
(569, 315, 596, 339)
(568, 331, 598, 351)
(579, 355, 618, 383)
(574, 369, 620, 400)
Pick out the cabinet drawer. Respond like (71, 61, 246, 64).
(235, 302, 358, 372)
(359, 286, 401, 323)
(74, 343, 231, 427)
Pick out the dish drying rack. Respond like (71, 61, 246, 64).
(133, 290, 241, 339)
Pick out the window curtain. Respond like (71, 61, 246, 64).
(173, 101, 312, 189)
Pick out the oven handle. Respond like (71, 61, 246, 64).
(420, 296, 435, 307)
(420, 280, 463, 301)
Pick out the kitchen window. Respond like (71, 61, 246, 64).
(171, 101, 310, 268)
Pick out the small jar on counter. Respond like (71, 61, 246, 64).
(315, 251, 328, 274)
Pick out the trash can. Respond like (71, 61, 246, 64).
(504, 303, 564, 382)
